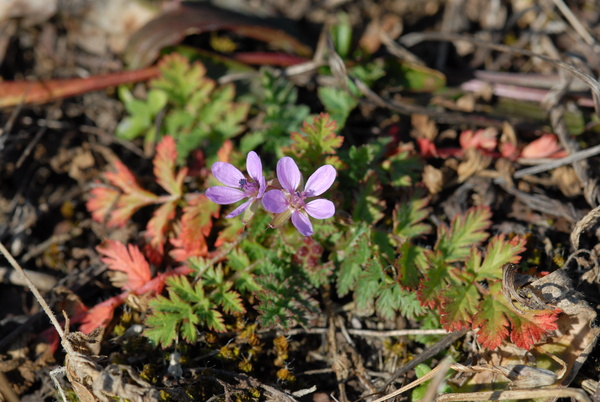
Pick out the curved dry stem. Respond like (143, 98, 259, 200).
(0, 241, 72, 354)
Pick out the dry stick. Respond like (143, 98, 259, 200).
(376, 329, 468, 393)
(269, 327, 448, 337)
(508, 143, 600, 180)
(435, 388, 591, 402)
(370, 363, 443, 402)
(550, 0, 597, 47)
(398, 32, 600, 116)
(417, 357, 454, 402)
(0, 241, 73, 354)
(0, 371, 19, 402)
(349, 75, 505, 128)
(542, 61, 600, 207)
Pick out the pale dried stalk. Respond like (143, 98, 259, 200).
(0, 241, 72, 353)
(435, 387, 591, 402)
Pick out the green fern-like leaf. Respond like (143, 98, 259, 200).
(116, 53, 248, 163)
(255, 260, 319, 328)
(144, 310, 183, 348)
(145, 291, 197, 348)
(336, 226, 424, 320)
(202, 266, 246, 314)
(435, 206, 492, 262)
(241, 68, 310, 157)
(352, 171, 386, 225)
(285, 113, 344, 171)
(318, 86, 357, 128)
(151, 53, 214, 106)
(336, 224, 372, 297)
(382, 149, 423, 188)
(143, 274, 231, 348)
(475, 235, 527, 280)
(393, 192, 431, 242)
(353, 257, 383, 313)
(396, 241, 427, 289)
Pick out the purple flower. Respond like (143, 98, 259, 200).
(262, 157, 336, 236)
(206, 151, 266, 222)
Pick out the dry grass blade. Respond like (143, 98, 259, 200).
(0, 241, 70, 351)
(376, 329, 468, 393)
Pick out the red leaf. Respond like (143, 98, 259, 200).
(417, 138, 462, 159)
(500, 142, 519, 160)
(508, 309, 560, 350)
(170, 194, 219, 262)
(0, 67, 158, 108)
(232, 52, 309, 66)
(97, 240, 152, 291)
(520, 133, 566, 159)
(145, 201, 177, 258)
(78, 294, 128, 334)
(154, 135, 187, 196)
(217, 140, 233, 163)
(472, 293, 511, 350)
(459, 128, 497, 151)
(417, 138, 438, 158)
(90, 160, 158, 227)
(87, 184, 119, 223)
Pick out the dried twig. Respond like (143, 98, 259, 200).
(376, 329, 468, 392)
(0, 241, 69, 348)
(435, 387, 591, 402)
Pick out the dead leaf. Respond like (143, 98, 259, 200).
(0, 0, 56, 25)
(67, 0, 157, 55)
(411, 114, 438, 141)
(423, 164, 444, 194)
(552, 166, 582, 198)
(457, 148, 492, 182)
(359, 14, 403, 54)
(124, 2, 312, 68)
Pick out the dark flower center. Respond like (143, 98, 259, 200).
(289, 191, 306, 209)
(239, 178, 258, 197)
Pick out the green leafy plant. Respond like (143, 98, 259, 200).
(117, 53, 249, 163)
(144, 258, 249, 348)
(240, 68, 310, 157)
(396, 205, 560, 350)
(89, 109, 558, 357)
(284, 113, 345, 171)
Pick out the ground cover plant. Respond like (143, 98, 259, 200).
(2, 1, 600, 401)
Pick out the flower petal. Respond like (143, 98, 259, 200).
(246, 151, 263, 183)
(305, 199, 335, 219)
(304, 165, 336, 197)
(257, 176, 267, 198)
(206, 186, 246, 204)
(276, 157, 301, 193)
(291, 211, 313, 236)
(212, 162, 245, 188)
(226, 198, 253, 218)
(262, 190, 289, 213)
